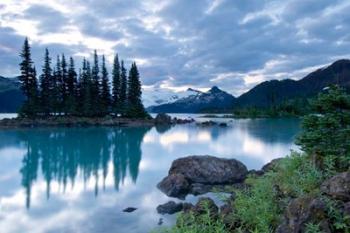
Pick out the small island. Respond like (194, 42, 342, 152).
(2, 38, 151, 127)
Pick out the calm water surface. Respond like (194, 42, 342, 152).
(0, 114, 300, 233)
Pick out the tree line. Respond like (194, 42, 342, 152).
(19, 38, 148, 118)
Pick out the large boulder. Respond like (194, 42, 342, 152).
(169, 155, 248, 184)
(157, 174, 190, 199)
(321, 172, 350, 201)
(276, 196, 331, 233)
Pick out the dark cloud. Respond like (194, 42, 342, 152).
(24, 4, 69, 33)
(1, 0, 350, 94)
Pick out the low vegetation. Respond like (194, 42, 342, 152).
(161, 85, 350, 233)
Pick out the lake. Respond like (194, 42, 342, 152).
(0, 115, 300, 233)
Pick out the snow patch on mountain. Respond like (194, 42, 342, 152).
(142, 87, 202, 107)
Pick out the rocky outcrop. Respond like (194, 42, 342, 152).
(261, 158, 283, 172)
(158, 155, 248, 198)
(276, 196, 331, 233)
(321, 172, 350, 201)
(155, 113, 172, 125)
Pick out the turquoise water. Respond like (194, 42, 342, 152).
(0, 116, 300, 233)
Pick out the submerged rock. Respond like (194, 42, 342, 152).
(123, 207, 137, 213)
(321, 172, 350, 201)
(196, 121, 218, 127)
(157, 173, 190, 199)
(156, 201, 184, 215)
(276, 196, 331, 233)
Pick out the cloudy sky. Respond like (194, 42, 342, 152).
(0, 0, 350, 96)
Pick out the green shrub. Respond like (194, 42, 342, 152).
(158, 201, 228, 233)
(233, 174, 279, 233)
(273, 152, 324, 197)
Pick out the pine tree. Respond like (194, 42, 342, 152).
(127, 62, 147, 118)
(91, 50, 101, 116)
(54, 56, 63, 115)
(100, 55, 111, 116)
(120, 60, 127, 116)
(19, 38, 38, 117)
(112, 54, 121, 115)
(39, 49, 52, 116)
(61, 54, 68, 114)
(66, 57, 77, 114)
(80, 59, 92, 116)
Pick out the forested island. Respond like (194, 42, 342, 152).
(18, 38, 148, 119)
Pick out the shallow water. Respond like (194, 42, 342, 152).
(0, 115, 300, 233)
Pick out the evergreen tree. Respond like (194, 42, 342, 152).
(112, 54, 121, 115)
(100, 55, 111, 116)
(39, 49, 52, 116)
(126, 62, 147, 118)
(91, 50, 101, 116)
(61, 54, 68, 114)
(80, 59, 92, 116)
(297, 85, 350, 172)
(54, 56, 63, 115)
(19, 38, 38, 117)
(66, 57, 77, 114)
(120, 60, 127, 115)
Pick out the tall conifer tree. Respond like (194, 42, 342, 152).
(19, 38, 38, 117)
(61, 54, 68, 114)
(127, 62, 147, 118)
(66, 57, 77, 114)
(54, 56, 63, 115)
(39, 49, 52, 116)
(100, 55, 111, 115)
(120, 60, 127, 115)
(112, 54, 121, 114)
(91, 50, 101, 116)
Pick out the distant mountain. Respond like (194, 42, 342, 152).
(236, 59, 350, 108)
(2, 59, 350, 114)
(142, 87, 202, 107)
(0, 76, 24, 113)
(148, 86, 236, 113)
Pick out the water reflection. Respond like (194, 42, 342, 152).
(17, 127, 151, 208)
(0, 117, 300, 233)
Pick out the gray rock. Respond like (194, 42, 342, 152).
(192, 197, 219, 219)
(157, 201, 184, 215)
(169, 155, 248, 184)
(261, 158, 283, 172)
(276, 196, 331, 233)
(157, 173, 190, 199)
(155, 113, 172, 125)
(321, 172, 350, 201)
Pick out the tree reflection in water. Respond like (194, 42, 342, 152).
(18, 127, 151, 208)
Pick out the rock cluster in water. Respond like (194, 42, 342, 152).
(157, 155, 248, 199)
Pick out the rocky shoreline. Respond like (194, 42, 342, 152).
(0, 113, 195, 129)
(156, 155, 350, 232)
